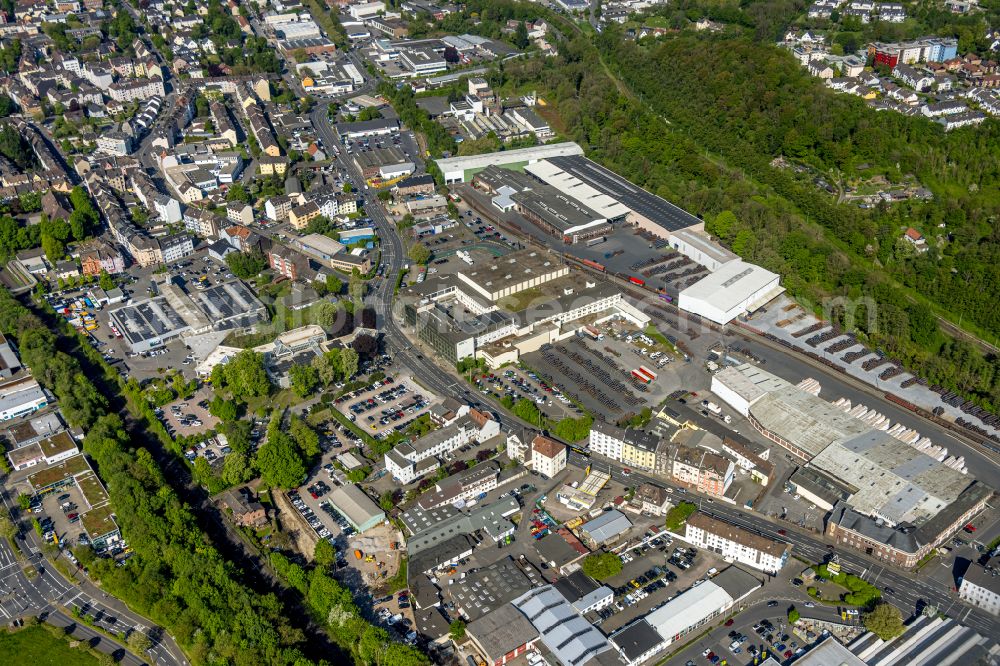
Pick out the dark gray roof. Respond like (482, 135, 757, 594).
(961, 561, 1000, 596)
(414, 606, 451, 641)
(410, 533, 476, 574)
(546, 155, 702, 232)
(535, 531, 587, 568)
(466, 604, 539, 662)
(611, 620, 663, 663)
(554, 570, 600, 604)
(711, 566, 762, 603)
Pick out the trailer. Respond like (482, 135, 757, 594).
(638, 366, 657, 382)
(628, 276, 645, 286)
(631, 369, 652, 384)
(583, 325, 601, 340)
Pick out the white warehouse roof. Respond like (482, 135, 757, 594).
(645, 580, 734, 644)
(513, 586, 613, 666)
(678, 260, 783, 324)
(436, 142, 584, 182)
(525, 160, 631, 220)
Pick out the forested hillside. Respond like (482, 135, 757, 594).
(501, 28, 1000, 410)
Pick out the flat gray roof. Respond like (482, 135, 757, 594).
(546, 155, 702, 232)
(109, 296, 190, 345)
(467, 604, 540, 663)
(435, 142, 584, 177)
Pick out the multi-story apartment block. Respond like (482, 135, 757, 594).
(684, 513, 790, 573)
(416, 461, 500, 510)
(183, 208, 222, 238)
(79, 241, 126, 276)
(671, 445, 735, 497)
(385, 409, 500, 484)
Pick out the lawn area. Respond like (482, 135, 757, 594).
(382, 555, 408, 594)
(644, 324, 679, 354)
(641, 15, 671, 28)
(0, 625, 101, 666)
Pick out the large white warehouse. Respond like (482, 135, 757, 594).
(678, 260, 784, 325)
(436, 142, 584, 184)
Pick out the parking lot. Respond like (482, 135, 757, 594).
(524, 338, 651, 423)
(336, 374, 434, 438)
(160, 387, 220, 438)
(471, 366, 583, 422)
(596, 535, 720, 635)
(288, 486, 343, 546)
(183, 432, 232, 466)
(34, 485, 88, 547)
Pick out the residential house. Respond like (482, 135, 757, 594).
(629, 483, 672, 517)
(220, 486, 268, 527)
(531, 434, 566, 478)
(227, 202, 253, 225)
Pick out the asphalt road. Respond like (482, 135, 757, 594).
(0, 487, 184, 666)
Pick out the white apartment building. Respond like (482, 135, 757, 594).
(531, 434, 566, 478)
(506, 431, 530, 463)
(589, 421, 626, 461)
(684, 513, 789, 573)
(416, 462, 500, 510)
(108, 77, 166, 103)
(385, 410, 499, 484)
(959, 565, 1000, 615)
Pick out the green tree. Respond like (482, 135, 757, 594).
(325, 274, 343, 294)
(219, 350, 271, 399)
(312, 300, 341, 330)
(226, 182, 252, 204)
(98, 269, 114, 292)
(449, 619, 466, 641)
(256, 431, 306, 488)
(581, 552, 623, 581)
(314, 538, 336, 568)
(513, 21, 529, 49)
(289, 362, 319, 397)
(225, 249, 268, 279)
(288, 415, 321, 459)
(209, 395, 239, 422)
(339, 348, 359, 380)
(128, 631, 152, 654)
(788, 607, 800, 624)
(16, 493, 30, 511)
(408, 242, 431, 265)
(863, 603, 904, 640)
(379, 490, 395, 512)
(221, 451, 251, 486)
(664, 502, 697, 532)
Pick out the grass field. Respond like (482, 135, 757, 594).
(0, 625, 101, 666)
